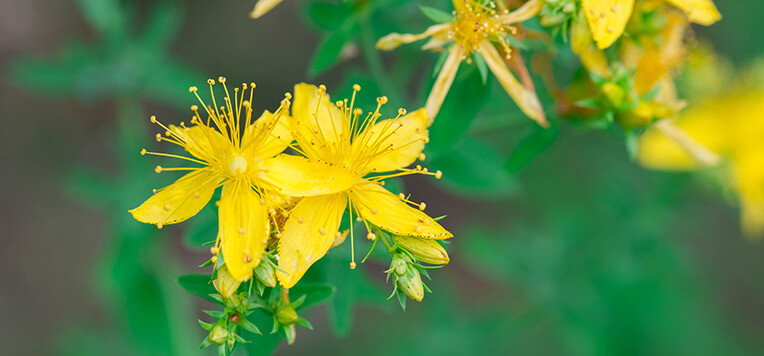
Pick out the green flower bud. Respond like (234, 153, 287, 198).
(254, 260, 277, 288)
(213, 264, 242, 299)
(209, 325, 228, 344)
(393, 236, 450, 265)
(601, 82, 626, 108)
(391, 254, 408, 276)
(397, 268, 424, 302)
(276, 305, 299, 325)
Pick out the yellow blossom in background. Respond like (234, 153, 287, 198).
(377, 0, 547, 127)
(261, 83, 452, 288)
(250, 0, 284, 19)
(638, 90, 764, 238)
(581, 0, 720, 49)
(129, 78, 293, 281)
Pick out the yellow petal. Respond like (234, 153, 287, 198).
(130, 169, 222, 226)
(479, 41, 547, 127)
(425, 45, 463, 122)
(351, 109, 429, 174)
(667, 0, 720, 25)
(349, 183, 452, 239)
(250, 0, 283, 19)
(277, 194, 348, 288)
(218, 181, 269, 281)
(638, 106, 727, 170)
(169, 124, 231, 162)
(242, 110, 293, 159)
(257, 154, 360, 197)
(290, 83, 347, 161)
(582, 0, 634, 49)
(571, 11, 611, 78)
(376, 24, 450, 51)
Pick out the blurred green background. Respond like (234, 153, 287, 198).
(1, 0, 763, 355)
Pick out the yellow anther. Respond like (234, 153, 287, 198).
(189, 86, 198, 93)
(250, 82, 256, 88)
(155, 133, 162, 142)
(163, 204, 171, 211)
(207, 79, 215, 85)
(399, 193, 406, 200)
(191, 105, 198, 111)
(353, 84, 361, 91)
(435, 170, 443, 179)
(336, 100, 344, 107)
(155, 166, 163, 173)
(377, 96, 388, 105)
(210, 247, 220, 255)
(353, 108, 363, 116)
(317, 84, 326, 95)
(419, 153, 426, 160)
(298, 217, 305, 224)
(152, 189, 157, 194)
(243, 249, 250, 256)
(218, 76, 226, 83)
(419, 202, 426, 210)
(398, 108, 407, 116)
(371, 209, 378, 214)
(244, 256, 252, 263)
(319, 228, 327, 235)
(284, 92, 292, 100)
(140, 149, 147, 155)
(356, 217, 363, 222)
(211, 256, 218, 264)
(349, 262, 357, 269)
(367, 232, 376, 241)
(157, 223, 163, 230)
(422, 167, 429, 174)
(150, 115, 157, 123)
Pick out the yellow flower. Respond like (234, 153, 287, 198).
(250, 0, 283, 19)
(376, 0, 547, 127)
(638, 91, 764, 238)
(581, 0, 720, 49)
(129, 77, 294, 281)
(262, 83, 452, 288)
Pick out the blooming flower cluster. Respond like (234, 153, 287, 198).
(130, 78, 452, 350)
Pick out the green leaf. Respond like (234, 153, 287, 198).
(419, 5, 454, 24)
(75, 0, 127, 41)
(308, 21, 356, 77)
(305, 2, 352, 31)
(431, 137, 519, 199)
(427, 69, 489, 155)
(139, 0, 183, 49)
(505, 123, 559, 173)
(177, 274, 219, 304)
(289, 283, 336, 310)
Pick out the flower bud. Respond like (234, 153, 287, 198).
(601, 82, 626, 108)
(209, 325, 228, 344)
(397, 268, 424, 302)
(276, 305, 299, 325)
(393, 236, 450, 265)
(213, 264, 242, 299)
(254, 260, 277, 288)
(391, 254, 408, 276)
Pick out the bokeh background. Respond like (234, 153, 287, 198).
(2, 0, 763, 355)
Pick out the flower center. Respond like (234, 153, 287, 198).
(228, 154, 248, 176)
(451, 1, 505, 54)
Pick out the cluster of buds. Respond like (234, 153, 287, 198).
(539, 0, 578, 27)
(199, 265, 263, 356)
(383, 233, 450, 308)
